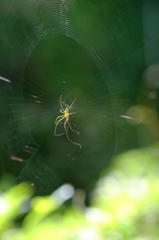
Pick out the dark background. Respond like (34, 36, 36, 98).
(0, 0, 159, 204)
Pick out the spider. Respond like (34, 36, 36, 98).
(54, 95, 81, 147)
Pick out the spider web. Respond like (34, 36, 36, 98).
(0, 0, 158, 201)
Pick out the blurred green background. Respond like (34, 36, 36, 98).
(0, 0, 159, 238)
(1, 143, 159, 239)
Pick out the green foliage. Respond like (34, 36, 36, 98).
(0, 143, 159, 239)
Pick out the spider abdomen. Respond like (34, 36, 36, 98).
(65, 108, 69, 119)
(65, 113, 69, 119)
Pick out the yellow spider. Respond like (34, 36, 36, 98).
(54, 95, 81, 147)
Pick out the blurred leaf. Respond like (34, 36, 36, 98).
(0, 182, 33, 233)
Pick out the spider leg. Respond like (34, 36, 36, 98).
(54, 116, 65, 135)
(69, 98, 76, 109)
(55, 115, 64, 124)
(64, 120, 81, 147)
(69, 112, 76, 115)
(67, 120, 79, 135)
(60, 95, 65, 112)
(60, 109, 65, 114)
